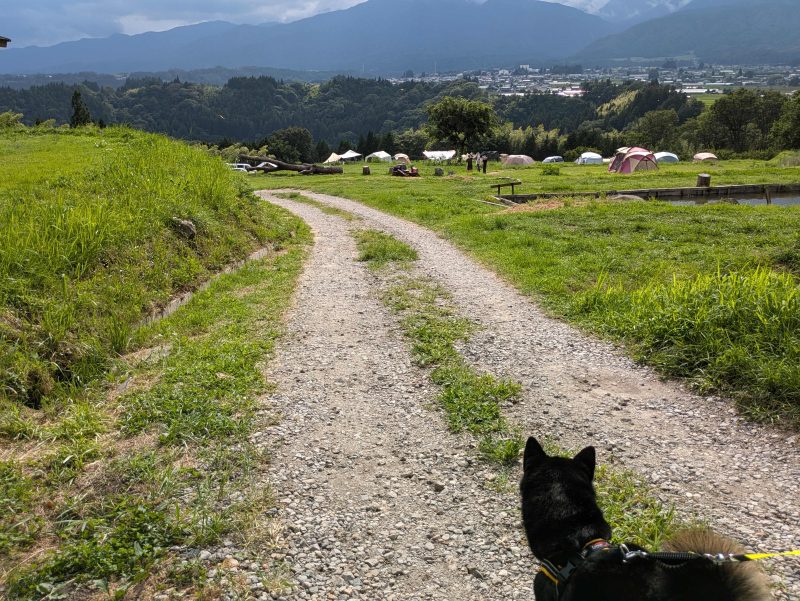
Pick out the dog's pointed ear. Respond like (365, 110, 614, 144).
(573, 446, 596, 478)
(523, 437, 547, 471)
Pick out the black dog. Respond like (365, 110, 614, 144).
(520, 436, 771, 601)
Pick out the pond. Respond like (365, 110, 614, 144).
(669, 193, 800, 207)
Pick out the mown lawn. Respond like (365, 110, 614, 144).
(248, 159, 800, 426)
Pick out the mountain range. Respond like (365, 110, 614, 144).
(577, 0, 800, 65)
(0, 0, 797, 76)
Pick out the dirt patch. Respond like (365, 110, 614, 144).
(503, 200, 565, 213)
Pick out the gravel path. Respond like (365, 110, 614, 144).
(254, 190, 799, 600)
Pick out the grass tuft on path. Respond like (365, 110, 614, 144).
(355, 228, 683, 549)
(355, 229, 418, 267)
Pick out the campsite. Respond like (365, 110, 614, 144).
(3, 116, 800, 600)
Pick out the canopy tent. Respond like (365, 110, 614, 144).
(339, 150, 362, 161)
(608, 147, 651, 172)
(575, 152, 603, 165)
(542, 156, 564, 163)
(613, 150, 659, 174)
(654, 152, 680, 163)
(501, 154, 535, 166)
(365, 150, 392, 162)
(694, 152, 718, 162)
(323, 153, 341, 164)
(423, 150, 456, 160)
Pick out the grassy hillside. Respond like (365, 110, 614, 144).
(0, 126, 290, 410)
(0, 125, 310, 598)
(249, 160, 800, 426)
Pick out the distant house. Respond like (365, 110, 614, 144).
(0, 36, 10, 48)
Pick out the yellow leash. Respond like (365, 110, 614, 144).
(738, 550, 800, 561)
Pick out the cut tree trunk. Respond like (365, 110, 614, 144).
(239, 155, 343, 175)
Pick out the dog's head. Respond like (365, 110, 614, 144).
(520, 436, 611, 561)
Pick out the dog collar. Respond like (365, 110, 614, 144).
(538, 538, 613, 595)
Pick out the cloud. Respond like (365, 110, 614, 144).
(2, 0, 367, 47)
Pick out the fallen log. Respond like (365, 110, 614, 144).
(239, 154, 343, 175)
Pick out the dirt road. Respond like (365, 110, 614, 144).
(254, 190, 799, 600)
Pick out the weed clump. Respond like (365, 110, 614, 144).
(575, 268, 800, 425)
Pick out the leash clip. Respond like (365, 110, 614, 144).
(620, 544, 649, 563)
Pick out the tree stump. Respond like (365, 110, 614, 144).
(697, 173, 711, 187)
(434, 168, 444, 176)
(362, 166, 371, 175)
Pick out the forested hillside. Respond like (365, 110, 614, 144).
(3, 75, 798, 160)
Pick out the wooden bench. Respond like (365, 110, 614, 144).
(491, 179, 522, 196)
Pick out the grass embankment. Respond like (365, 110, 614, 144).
(355, 230, 681, 549)
(0, 127, 309, 598)
(250, 161, 800, 427)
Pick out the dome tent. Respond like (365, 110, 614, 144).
(365, 151, 392, 162)
(575, 151, 603, 165)
(501, 154, 535, 166)
(654, 152, 680, 163)
(608, 147, 650, 172)
(694, 152, 718, 162)
(613, 150, 659, 174)
(608, 147, 658, 174)
(542, 156, 564, 163)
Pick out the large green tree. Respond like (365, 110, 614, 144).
(267, 126, 314, 163)
(628, 109, 679, 150)
(426, 96, 495, 157)
(771, 92, 800, 149)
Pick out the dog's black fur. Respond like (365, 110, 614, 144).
(520, 437, 771, 601)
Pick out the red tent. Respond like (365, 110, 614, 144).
(609, 147, 658, 173)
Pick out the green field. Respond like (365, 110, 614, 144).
(248, 159, 800, 426)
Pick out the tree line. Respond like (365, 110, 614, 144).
(2, 75, 798, 162)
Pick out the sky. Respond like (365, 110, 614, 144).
(3, 0, 608, 48)
(3, 0, 366, 47)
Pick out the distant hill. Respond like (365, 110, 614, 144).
(0, 0, 614, 75)
(575, 0, 800, 64)
(0, 66, 349, 90)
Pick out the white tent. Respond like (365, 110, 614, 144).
(501, 154, 535, 166)
(393, 153, 410, 163)
(542, 156, 564, 163)
(694, 152, 718, 162)
(365, 151, 392, 162)
(575, 152, 603, 165)
(654, 152, 680, 163)
(423, 150, 456, 160)
(339, 150, 362, 161)
(323, 153, 341, 164)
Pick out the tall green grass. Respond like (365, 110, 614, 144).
(575, 268, 800, 424)
(0, 128, 288, 410)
